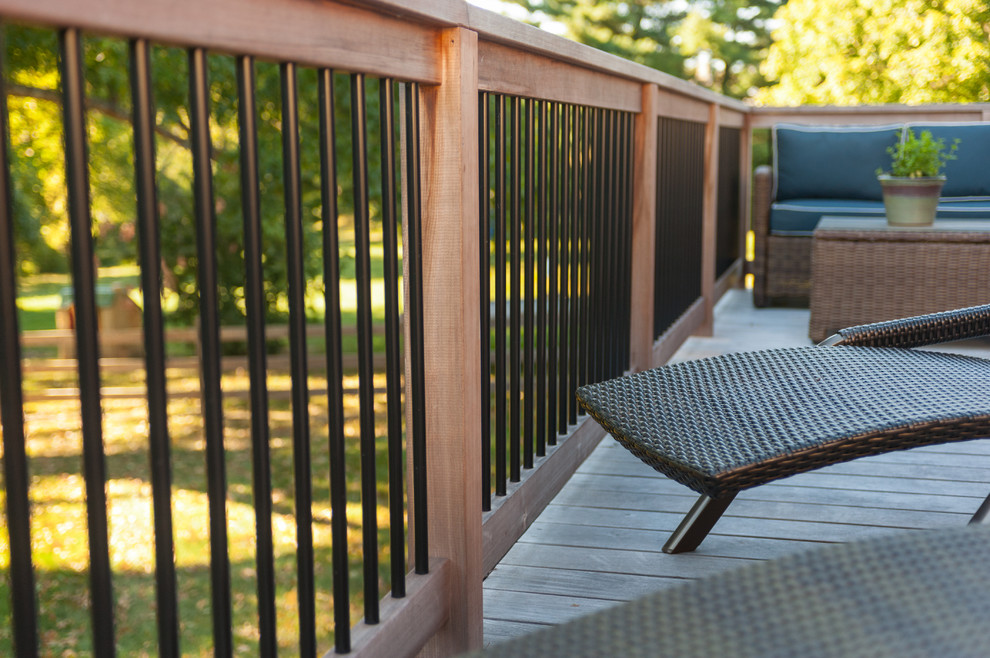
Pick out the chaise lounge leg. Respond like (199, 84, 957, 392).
(969, 491, 990, 525)
(663, 493, 737, 554)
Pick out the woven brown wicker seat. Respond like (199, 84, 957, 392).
(478, 524, 990, 657)
(576, 303, 990, 553)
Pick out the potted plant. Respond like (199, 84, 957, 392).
(877, 128, 959, 226)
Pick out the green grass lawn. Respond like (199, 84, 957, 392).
(2, 261, 406, 655)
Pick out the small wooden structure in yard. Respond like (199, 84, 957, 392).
(55, 285, 143, 357)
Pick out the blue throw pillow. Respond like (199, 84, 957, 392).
(908, 123, 990, 198)
(773, 125, 902, 201)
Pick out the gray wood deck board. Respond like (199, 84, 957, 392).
(482, 289, 990, 647)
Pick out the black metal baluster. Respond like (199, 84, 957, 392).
(622, 113, 634, 367)
(380, 78, 406, 598)
(523, 99, 535, 469)
(494, 94, 507, 494)
(547, 102, 558, 446)
(658, 117, 668, 335)
(617, 113, 630, 373)
(188, 46, 232, 657)
(479, 92, 491, 509)
(130, 38, 179, 657)
(318, 69, 351, 653)
(568, 105, 581, 423)
(280, 62, 316, 655)
(607, 110, 619, 375)
(236, 55, 277, 653)
(404, 83, 429, 575)
(509, 96, 521, 482)
(535, 101, 547, 457)
(593, 108, 607, 385)
(617, 113, 628, 369)
(351, 73, 381, 623)
(0, 38, 38, 658)
(578, 106, 591, 394)
(557, 104, 570, 435)
(605, 111, 620, 378)
(59, 28, 115, 656)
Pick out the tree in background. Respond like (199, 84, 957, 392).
(503, 0, 783, 98)
(5, 25, 382, 325)
(756, 0, 990, 105)
(674, 0, 783, 97)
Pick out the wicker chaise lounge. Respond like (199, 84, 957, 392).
(576, 303, 990, 554)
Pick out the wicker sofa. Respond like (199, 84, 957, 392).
(753, 122, 990, 307)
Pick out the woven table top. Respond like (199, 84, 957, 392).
(814, 217, 990, 243)
(476, 525, 990, 657)
(576, 346, 990, 498)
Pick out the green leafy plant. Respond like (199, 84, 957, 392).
(879, 128, 959, 178)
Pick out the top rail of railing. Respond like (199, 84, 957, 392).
(749, 103, 990, 126)
(9, 0, 988, 124)
(0, 0, 748, 111)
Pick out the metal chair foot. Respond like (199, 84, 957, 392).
(969, 491, 990, 525)
(663, 493, 737, 554)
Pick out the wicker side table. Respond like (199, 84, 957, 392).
(808, 217, 990, 342)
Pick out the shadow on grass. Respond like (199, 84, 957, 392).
(2, 393, 401, 655)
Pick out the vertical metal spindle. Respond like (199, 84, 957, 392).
(523, 99, 535, 469)
(616, 113, 630, 373)
(605, 111, 620, 378)
(535, 101, 548, 457)
(654, 118, 665, 339)
(405, 83, 429, 576)
(557, 104, 570, 435)
(622, 113, 634, 366)
(130, 38, 179, 657)
(615, 113, 628, 370)
(479, 92, 491, 509)
(59, 28, 115, 656)
(494, 94, 507, 495)
(578, 106, 591, 394)
(188, 47, 232, 657)
(280, 62, 316, 655)
(546, 102, 558, 446)
(593, 108, 607, 385)
(607, 110, 619, 375)
(318, 69, 351, 652)
(617, 113, 629, 368)
(380, 78, 406, 598)
(236, 55, 277, 653)
(0, 37, 38, 658)
(509, 96, 521, 482)
(568, 105, 581, 423)
(351, 73, 381, 623)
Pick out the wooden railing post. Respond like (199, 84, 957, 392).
(698, 102, 720, 336)
(629, 83, 659, 372)
(417, 26, 483, 656)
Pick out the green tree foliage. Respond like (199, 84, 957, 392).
(506, 0, 687, 74)
(756, 0, 990, 105)
(5, 25, 388, 323)
(674, 0, 783, 97)
(503, 0, 783, 98)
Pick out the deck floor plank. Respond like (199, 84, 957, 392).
(482, 289, 990, 646)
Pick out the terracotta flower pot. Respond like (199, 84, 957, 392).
(878, 175, 945, 226)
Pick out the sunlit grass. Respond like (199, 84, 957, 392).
(0, 268, 408, 655)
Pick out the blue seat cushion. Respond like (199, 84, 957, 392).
(770, 199, 990, 235)
(908, 123, 990, 198)
(769, 199, 885, 234)
(936, 199, 990, 220)
(774, 125, 901, 201)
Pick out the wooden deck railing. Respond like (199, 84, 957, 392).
(3, 1, 988, 656)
